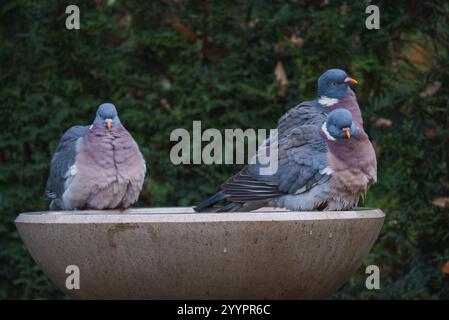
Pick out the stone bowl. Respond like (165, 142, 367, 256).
(15, 207, 384, 299)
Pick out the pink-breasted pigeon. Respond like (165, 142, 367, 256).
(194, 69, 377, 212)
(45, 103, 146, 210)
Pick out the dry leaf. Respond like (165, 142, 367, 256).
(290, 35, 304, 47)
(442, 262, 449, 274)
(247, 19, 259, 29)
(274, 61, 288, 97)
(170, 21, 197, 42)
(420, 81, 442, 97)
(161, 76, 172, 90)
(373, 117, 393, 127)
(432, 197, 449, 208)
(424, 129, 438, 138)
(160, 98, 172, 111)
(391, 64, 398, 74)
(407, 43, 430, 68)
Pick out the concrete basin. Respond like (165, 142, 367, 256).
(15, 207, 384, 299)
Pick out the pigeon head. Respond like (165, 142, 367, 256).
(93, 103, 121, 129)
(324, 108, 358, 140)
(317, 69, 358, 99)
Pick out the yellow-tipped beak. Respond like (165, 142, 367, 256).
(342, 127, 351, 139)
(105, 119, 113, 129)
(344, 77, 358, 86)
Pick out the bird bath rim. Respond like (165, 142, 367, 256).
(16, 207, 385, 224)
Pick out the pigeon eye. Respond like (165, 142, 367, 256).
(331, 81, 337, 86)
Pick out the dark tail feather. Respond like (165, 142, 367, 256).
(194, 191, 227, 212)
(216, 202, 242, 212)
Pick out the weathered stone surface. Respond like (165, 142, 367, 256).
(15, 207, 384, 299)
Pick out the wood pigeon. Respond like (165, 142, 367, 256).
(194, 69, 377, 212)
(45, 103, 146, 210)
(275, 108, 377, 210)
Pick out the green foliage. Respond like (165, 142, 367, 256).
(1, 0, 448, 299)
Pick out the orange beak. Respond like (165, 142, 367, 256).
(344, 77, 358, 86)
(105, 118, 113, 129)
(342, 127, 351, 139)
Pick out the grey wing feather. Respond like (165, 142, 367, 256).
(276, 125, 329, 195)
(278, 100, 326, 137)
(221, 166, 282, 203)
(45, 125, 89, 199)
(221, 105, 330, 203)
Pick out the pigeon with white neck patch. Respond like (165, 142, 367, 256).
(278, 68, 361, 137)
(194, 69, 374, 212)
(194, 107, 376, 212)
(45, 103, 146, 210)
(275, 108, 377, 210)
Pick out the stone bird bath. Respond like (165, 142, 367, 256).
(15, 207, 384, 299)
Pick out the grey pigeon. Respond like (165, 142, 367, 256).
(194, 69, 376, 212)
(278, 68, 362, 138)
(275, 108, 377, 210)
(45, 103, 146, 210)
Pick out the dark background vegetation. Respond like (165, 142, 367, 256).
(1, 0, 448, 299)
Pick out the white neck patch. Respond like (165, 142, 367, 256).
(318, 96, 339, 106)
(321, 122, 336, 141)
(319, 166, 333, 175)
